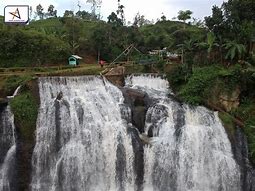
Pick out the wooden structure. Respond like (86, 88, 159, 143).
(110, 44, 142, 66)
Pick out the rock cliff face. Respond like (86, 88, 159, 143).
(219, 87, 241, 112)
(121, 88, 150, 133)
(233, 128, 255, 191)
(206, 83, 242, 113)
(104, 66, 125, 87)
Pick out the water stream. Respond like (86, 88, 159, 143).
(0, 106, 16, 191)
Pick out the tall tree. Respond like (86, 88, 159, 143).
(177, 39, 195, 74)
(86, 0, 102, 19)
(133, 13, 151, 27)
(107, 12, 123, 27)
(35, 4, 44, 20)
(161, 14, 166, 21)
(47, 5, 57, 18)
(117, 0, 125, 25)
(205, 0, 255, 43)
(177, 10, 193, 29)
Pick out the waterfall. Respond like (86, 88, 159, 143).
(7, 85, 21, 99)
(30, 74, 242, 191)
(0, 106, 16, 191)
(126, 74, 241, 191)
(31, 76, 135, 191)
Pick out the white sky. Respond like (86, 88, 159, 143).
(0, 0, 224, 22)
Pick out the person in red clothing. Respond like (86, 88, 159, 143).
(99, 60, 105, 68)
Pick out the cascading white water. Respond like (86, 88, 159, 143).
(30, 74, 242, 191)
(31, 76, 135, 191)
(126, 74, 241, 191)
(0, 106, 16, 191)
(125, 74, 171, 99)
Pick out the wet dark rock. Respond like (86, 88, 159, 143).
(127, 127, 144, 191)
(0, 98, 8, 108)
(116, 135, 127, 191)
(121, 88, 151, 133)
(146, 103, 169, 137)
(233, 128, 255, 191)
(56, 91, 63, 100)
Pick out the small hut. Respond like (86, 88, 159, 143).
(68, 55, 83, 66)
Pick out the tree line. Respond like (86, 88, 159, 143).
(0, 0, 254, 68)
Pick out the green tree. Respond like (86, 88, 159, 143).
(206, 32, 218, 53)
(195, 32, 221, 65)
(205, 0, 255, 44)
(36, 4, 44, 20)
(178, 39, 195, 74)
(86, 0, 102, 18)
(204, 6, 225, 37)
(161, 14, 166, 21)
(107, 12, 123, 27)
(76, 10, 97, 20)
(117, 0, 125, 25)
(177, 10, 193, 29)
(133, 13, 152, 27)
(63, 10, 74, 17)
(47, 5, 57, 18)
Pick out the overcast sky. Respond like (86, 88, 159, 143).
(0, 0, 224, 22)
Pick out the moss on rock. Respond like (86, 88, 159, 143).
(10, 90, 38, 141)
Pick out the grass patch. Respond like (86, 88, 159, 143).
(10, 90, 38, 141)
(3, 75, 33, 96)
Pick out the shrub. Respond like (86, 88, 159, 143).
(178, 66, 221, 105)
(166, 65, 189, 92)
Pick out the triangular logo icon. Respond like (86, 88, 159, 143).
(9, 8, 21, 19)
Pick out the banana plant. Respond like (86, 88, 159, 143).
(223, 41, 246, 61)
